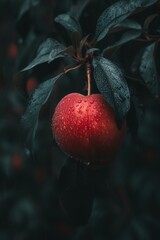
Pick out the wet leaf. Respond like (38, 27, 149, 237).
(140, 43, 160, 96)
(22, 38, 66, 71)
(95, 0, 157, 42)
(55, 13, 82, 34)
(93, 56, 130, 126)
(21, 73, 64, 148)
(103, 30, 141, 53)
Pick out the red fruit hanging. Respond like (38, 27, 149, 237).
(51, 93, 125, 165)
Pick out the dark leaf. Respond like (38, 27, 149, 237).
(93, 56, 130, 125)
(87, 48, 100, 55)
(115, 19, 142, 30)
(64, 45, 75, 56)
(21, 73, 64, 148)
(95, 0, 157, 42)
(55, 13, 82, 34)
(22, 38, 66, 71)
(17, 0, 39, 21)
(131, 48, 144, 73)
(143, 14, 159, 30)
(58, 158, 93, 225)
(103, 30, 141, 53)
(140, 43, 160, 96)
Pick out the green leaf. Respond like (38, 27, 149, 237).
(21, 73, 64, 148)
(103, 30, 141, 53)
(95, 0, 157, 42)
(93, 57, 130, 125)
(22, 38, 66, 71)
(55, 13, 82, 34)
(139, 43, 160, 96)
(115, 19, 142, 30)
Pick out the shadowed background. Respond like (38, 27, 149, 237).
(0, 0, 160, 239)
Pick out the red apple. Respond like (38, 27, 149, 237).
(51, 93, 125, 165)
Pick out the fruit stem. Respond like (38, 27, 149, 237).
(86, 62, 91, 96)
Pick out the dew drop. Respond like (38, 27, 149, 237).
(95, 117, 99, 122)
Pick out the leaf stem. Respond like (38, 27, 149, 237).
(64, 63, 82, 74)
(86, 62, 91, 96)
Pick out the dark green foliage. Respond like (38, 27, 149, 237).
(55, 14, 82, 34)
(1, 0, 160, 239)
(139, 43, 160, 96)
(21, 73, 64, 148)
(22, 38, 66, 71)
(93, 56, 130, 125)
(94, 0, 157, 42)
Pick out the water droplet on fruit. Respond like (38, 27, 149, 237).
(95, 117, 99, 122)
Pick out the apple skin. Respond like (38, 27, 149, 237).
(51, 93, 126, 165)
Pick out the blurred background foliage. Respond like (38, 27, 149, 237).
(0, 0, 160, 239)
